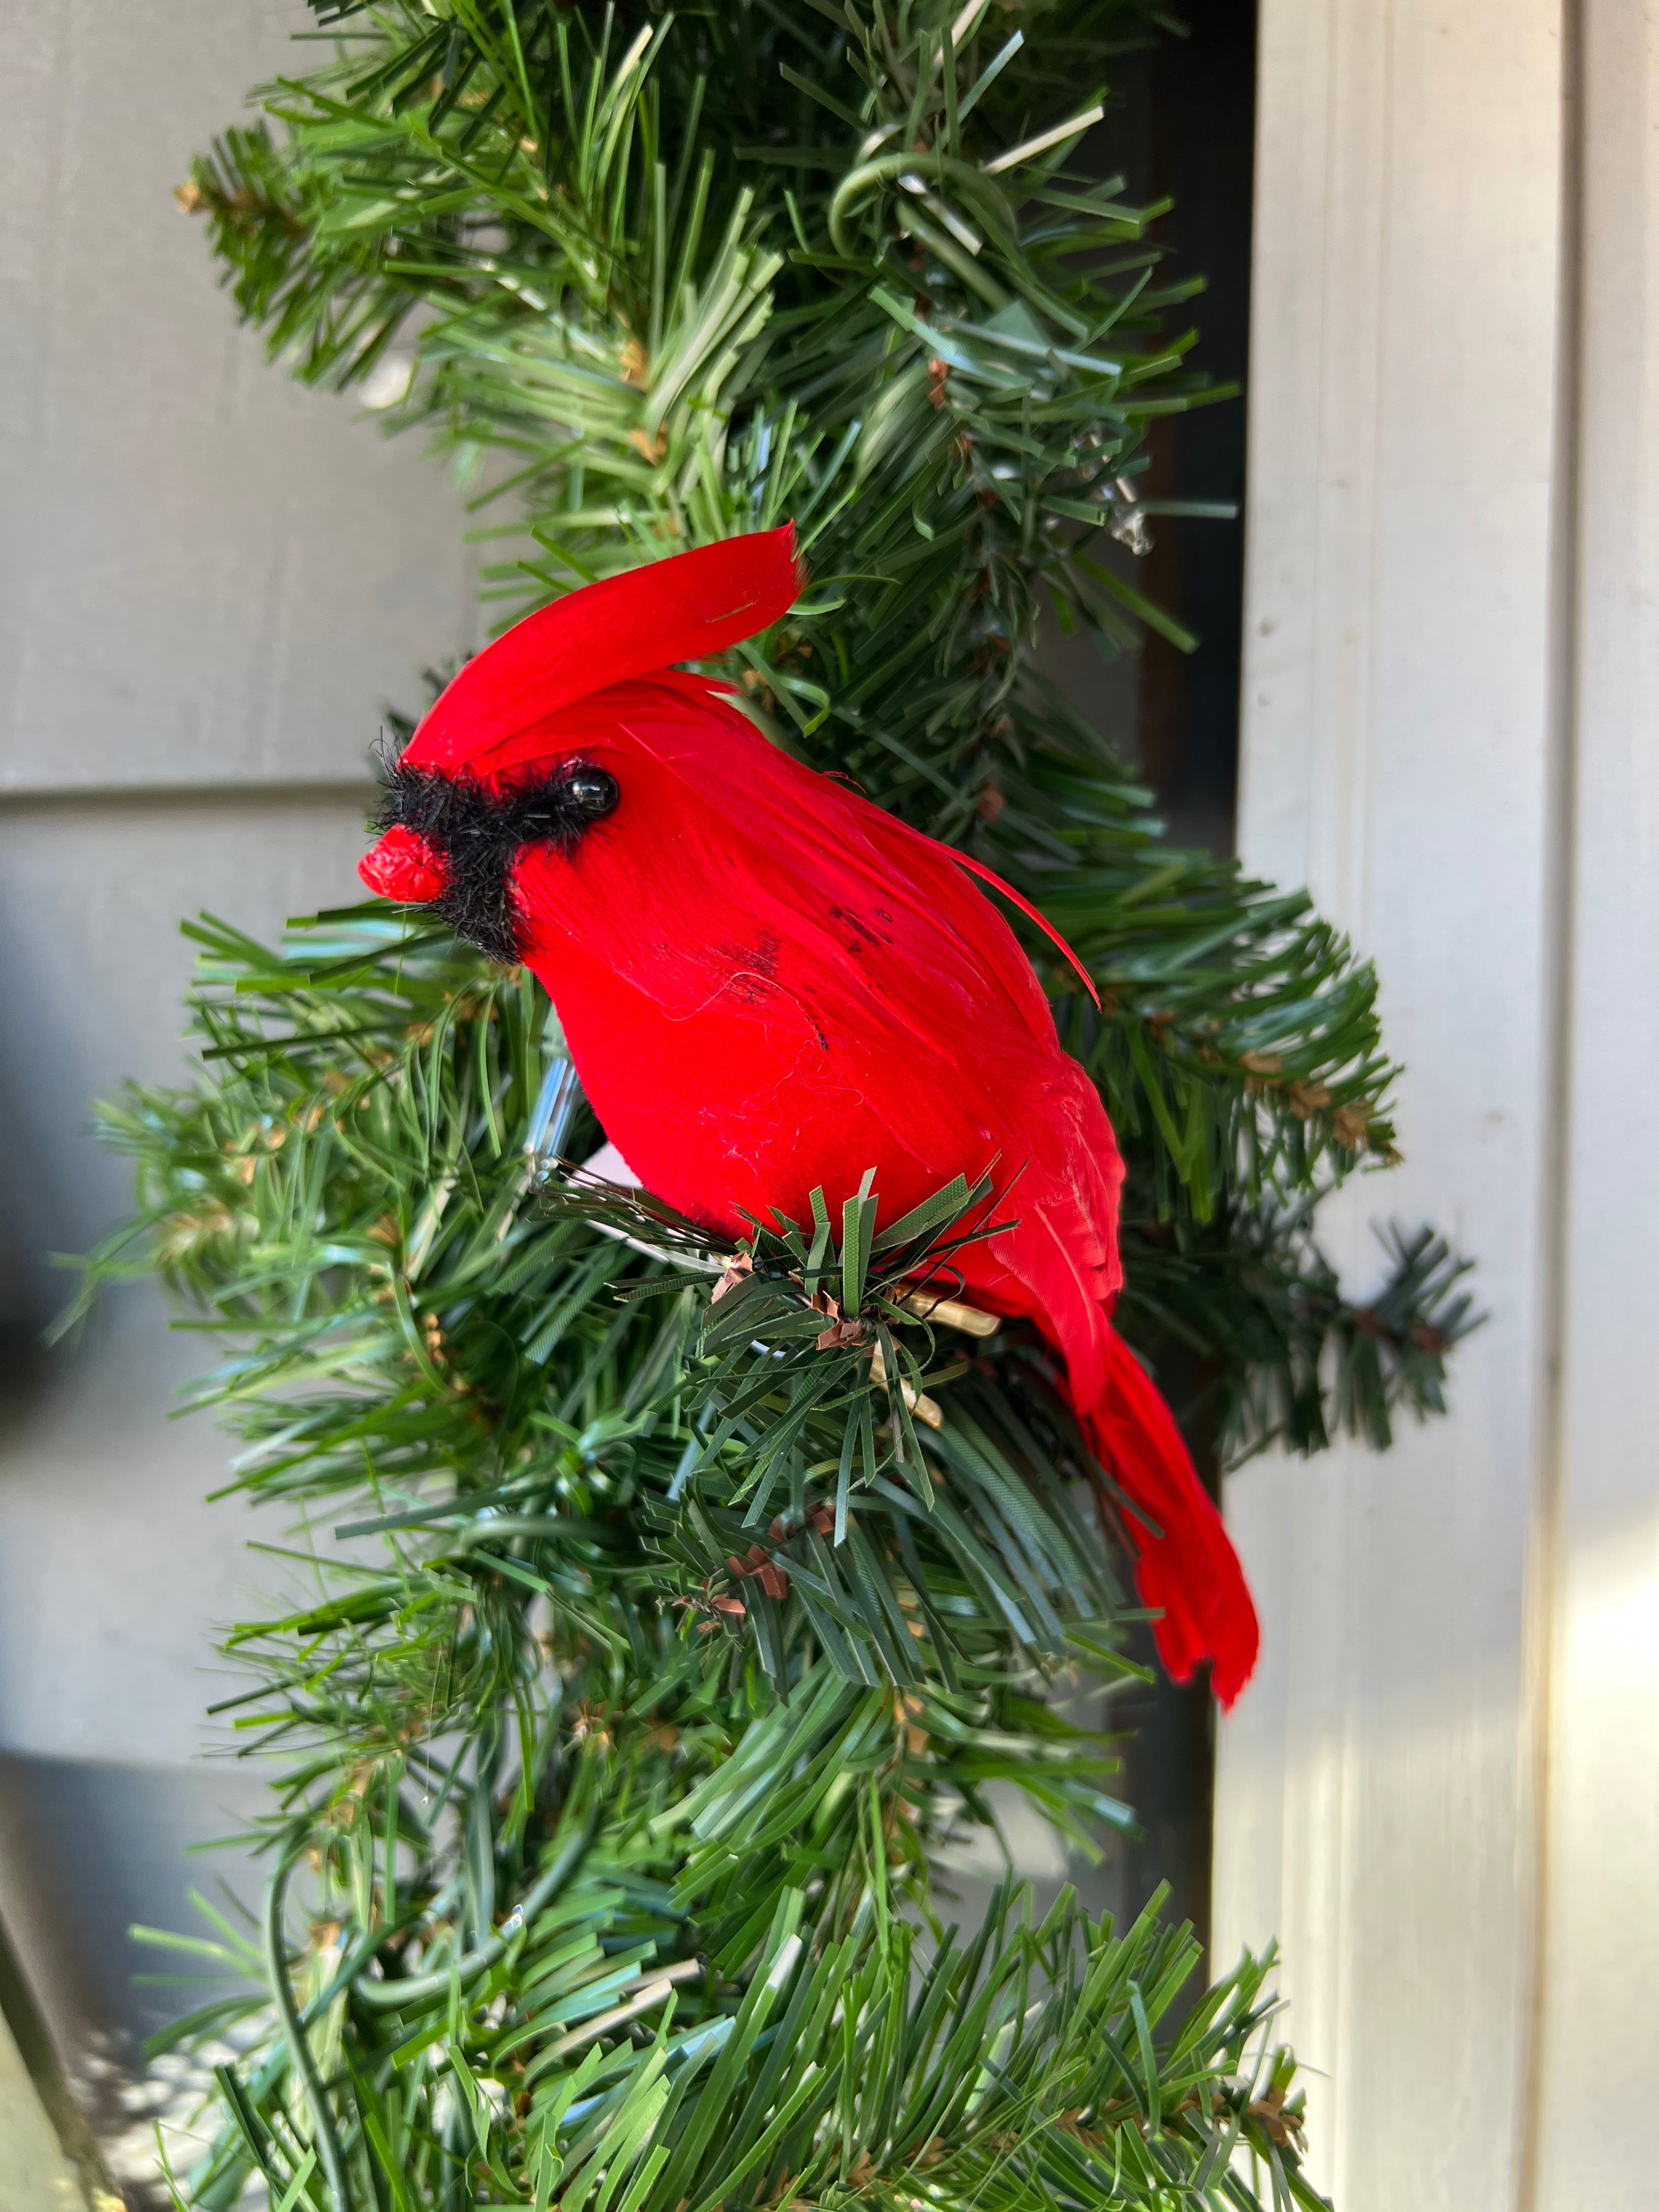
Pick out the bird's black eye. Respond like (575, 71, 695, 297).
(564, 766, 619, 821)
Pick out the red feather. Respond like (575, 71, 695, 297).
(400, 526, 803, 778)
(358, 532, 1259, 1706)
(940, 848, 1102, 1008)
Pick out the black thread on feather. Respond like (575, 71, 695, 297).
(373, 755, 619, 963)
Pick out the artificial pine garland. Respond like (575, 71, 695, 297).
(72, 5, 1474, 2206)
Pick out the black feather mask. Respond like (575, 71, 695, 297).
(374, 757, 619, 963)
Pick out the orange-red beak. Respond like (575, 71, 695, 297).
(359, 823, 448, 904)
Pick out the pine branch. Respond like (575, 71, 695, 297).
(63, 902, 1356, 2207)
(152, 1797, 1325, 2212)
(70, 8, 1484, 2203)
(1119, 1211, 1480, 1463)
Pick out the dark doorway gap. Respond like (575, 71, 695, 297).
(1042, 0, 1259, 1965)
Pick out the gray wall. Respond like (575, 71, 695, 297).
(0, 0, 471, 2085)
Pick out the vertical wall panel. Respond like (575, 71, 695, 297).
(1219, 3, 1567, 2205)
(1530, 7, 1659, 2205)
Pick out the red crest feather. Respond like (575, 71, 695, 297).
(400, 526, 804, 777)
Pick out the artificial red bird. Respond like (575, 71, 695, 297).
(359, 528, 1259, 1706)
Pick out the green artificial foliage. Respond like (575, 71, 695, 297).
(69, 4, 1477, 2208)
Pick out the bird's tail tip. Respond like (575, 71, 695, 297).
(1084, 1327, 1261, 1707)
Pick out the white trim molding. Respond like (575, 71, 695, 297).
(1217, 2, 1659, 2205)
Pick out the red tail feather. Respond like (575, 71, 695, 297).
(1082, 1328, 1259, 1708)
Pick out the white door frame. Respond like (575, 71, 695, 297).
(1219, 7, 1659, 2207)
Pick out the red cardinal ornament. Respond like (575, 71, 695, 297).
(360, 528, 1259, 1706)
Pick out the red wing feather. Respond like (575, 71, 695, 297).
(939, 849, 1101, 1008)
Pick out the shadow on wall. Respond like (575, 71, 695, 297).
(0, 1748, 266, 2196)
